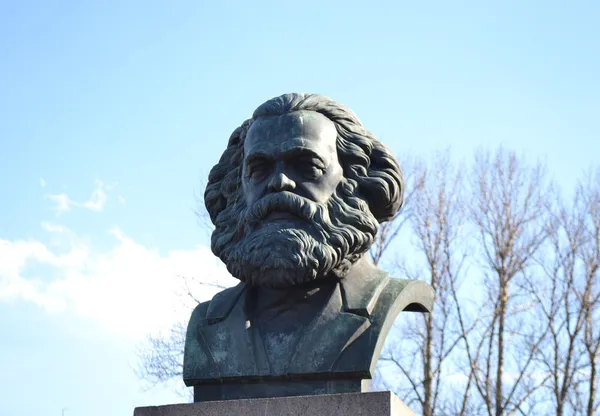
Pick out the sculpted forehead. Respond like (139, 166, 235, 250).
(244, 111, 338, 158)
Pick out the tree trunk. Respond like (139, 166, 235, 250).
(423, 311, 434, 416)
(495, 280, 508, 416)
(588, 357, 597, 416)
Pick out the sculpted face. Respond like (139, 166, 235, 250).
(212, 110, 380, 288)
(242, 111, 343, 208)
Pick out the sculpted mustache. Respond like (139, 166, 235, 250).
(245, 192, 320, 223)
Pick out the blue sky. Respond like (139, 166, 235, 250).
(0, 1, 598, 415)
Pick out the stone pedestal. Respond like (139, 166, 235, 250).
(134, 391, 414, 416)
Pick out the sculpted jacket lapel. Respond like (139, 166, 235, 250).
(197, 268, 390, 378)
(287, 283, 371, 374)
(199, 284, 264, 378)
(287, 266, 390, 374)
(201, 282, 369, 377)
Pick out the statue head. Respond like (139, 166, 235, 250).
(205, 93, 404, 288)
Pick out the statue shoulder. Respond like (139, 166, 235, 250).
(333, 273, 434, 376)
(183, 283, 247, 386)
(187, 282, 246, 329)
(382, 277, 434, 313)
(187, 299, 211, 328)
(341, 263, 433, 316)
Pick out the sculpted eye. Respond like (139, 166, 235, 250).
(247, 159, 272, 179)
(299, 164, 325, 179)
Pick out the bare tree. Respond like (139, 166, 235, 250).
(135, 321, 188, 389)
(577, 170, 600, 416)
(134, 275, 230, 400)
(377, 151, 469, 415)
(462, 148, 550, 416)
(526, 168, 600, 416)
(135, 197, 233, 400)
(523, 184, 589, 416)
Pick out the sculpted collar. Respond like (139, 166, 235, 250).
(205, 266, 391, 326)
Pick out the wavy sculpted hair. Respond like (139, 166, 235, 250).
(205, 93, 404, 259)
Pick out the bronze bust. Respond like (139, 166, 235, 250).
(183, 93, 433, 402)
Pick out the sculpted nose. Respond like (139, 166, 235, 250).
(268, 172, 296, 193)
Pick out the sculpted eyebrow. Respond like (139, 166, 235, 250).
(245, 152, 274, 164)
(281, 148, 326, 166)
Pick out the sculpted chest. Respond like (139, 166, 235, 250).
(183, 271, 433, 402)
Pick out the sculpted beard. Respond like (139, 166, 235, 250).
(211, 180, 380, 288)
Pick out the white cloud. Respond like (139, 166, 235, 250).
(47, 193, 72, 215)
(41, 221, 70, 234)
(0, 223, 236, 339)
(40, 178, 46, 187)
(46, 179, 112, 216)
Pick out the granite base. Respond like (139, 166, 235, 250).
(134, 391, 414, 416)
